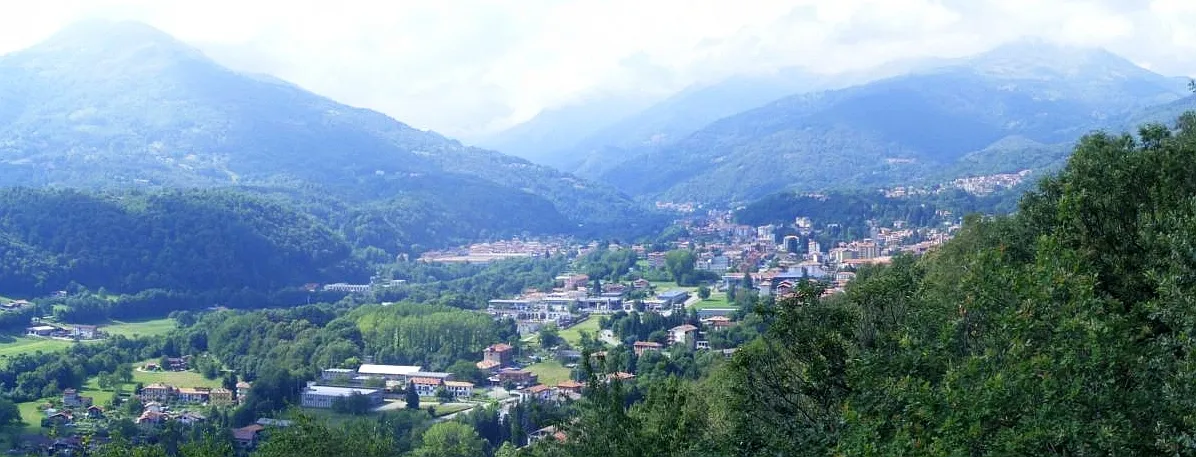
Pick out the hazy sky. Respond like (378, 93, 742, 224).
(0, 0, 1194, 139)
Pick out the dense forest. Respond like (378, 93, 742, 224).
(77, 112, 1196, 455)
(0, 188, 361, 297)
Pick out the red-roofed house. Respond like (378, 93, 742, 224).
(411, 377, 444, 397)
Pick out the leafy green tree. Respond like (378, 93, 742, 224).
(539, 324, 562, 350)
(664, 250, 696, 285)
(97, 371, 115, 390)
(435, 386, 453, 403)
(697, 286, 710, 300)
(412, 422, 486, 457)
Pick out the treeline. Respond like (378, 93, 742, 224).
(374, 257, 572, 309)
(510, 112, 1196, 456)
(353, 303, 516, 369)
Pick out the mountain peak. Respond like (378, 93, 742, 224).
(958, 38, 1148, 80)
(5, 19, 210, 75)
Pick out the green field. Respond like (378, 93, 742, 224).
(649, 281, 699, 293)
(0, 337, 75, 359)
(559, 316, 601, 347)
(691, 291, 731, 310)
(101, 318, 178, 338)
(16, 400, 44, 434)
(131, 367, 223, 389)
(525, 360, 572, 386)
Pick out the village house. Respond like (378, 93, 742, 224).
(410, 377, 444, 397)
(702, 316, 734, 330)
(482, 343, 514, 368)
(209, 387, 235, 405)
(668, 324, 699, 348)
(494, 368, 537, 387)
(556, 379, 585, 395)
(520, 384, 553, 402)
(177, 412, 207, 425)
(233, 424, 266, 450)
(633, 341, 663, 356)
(443, 381, 475, 399)
(139, 383, 176, 401)
(62, 388, 93, 408)
(530, 426, 567, 443)
(137, 410, 167, 426)
(177, 387, 211, 404)
(165, 357, 190, 371)
(86, 405, 104, 419)
(236, 381, 251, 403)
(25, 325, 57, 337)
(71, 324, 99, 339)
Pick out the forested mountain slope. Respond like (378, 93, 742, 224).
(0, 20, 653, 237)
(599, 41, 1188, 203)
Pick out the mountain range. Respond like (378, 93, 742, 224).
(510, 40, 1190, 203)
(0, 20, 661, 248)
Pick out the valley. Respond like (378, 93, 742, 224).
(0, 14, 1194, 457)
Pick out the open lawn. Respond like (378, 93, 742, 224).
(559, 316, 601, 347)
(101, 318, 178, 338)
(649, 281, 699, 293)
(16, 401, 44, 435)
(691, 292, 731, 310)
(0, 336, 74, 360)
(525, 360, 572, 386)
(131, 366, 223, 389)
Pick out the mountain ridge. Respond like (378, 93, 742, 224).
(596, 41, 1189, 203)
(0, 20, 660, 241)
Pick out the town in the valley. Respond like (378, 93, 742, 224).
(0, 201, 959, 454)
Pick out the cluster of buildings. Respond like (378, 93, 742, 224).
(25, 323, 102, 340)
(419, 238, 572, 264)
(304, 363, 478, 409)
(486, 285, 693, 336)
(884, 169, 1033, 197)
(137, 381, 248, 406)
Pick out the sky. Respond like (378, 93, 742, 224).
(0, 0, 1193, 139)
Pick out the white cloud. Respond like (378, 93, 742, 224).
(0, 0, 1193, 139)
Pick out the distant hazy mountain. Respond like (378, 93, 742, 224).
(0, 20, 657, 242)
(472, 92, 660, 166)
(599, 40, 1190, 203)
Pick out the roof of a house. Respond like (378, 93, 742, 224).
(633, 341, 663, 348)
(410, 377, 443, 386)
(476, 360, 501, 370)
(487, 343, 514, 352)
(671, 324, 699, 332)
(658, 289, 690, 298)
(557, 380, 585, 389)
(233, 424, 266, 441)
(524, 384, 550, 394)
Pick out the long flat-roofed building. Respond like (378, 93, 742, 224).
(356, 364, 422, 381)
(300, 384, 383, 409)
